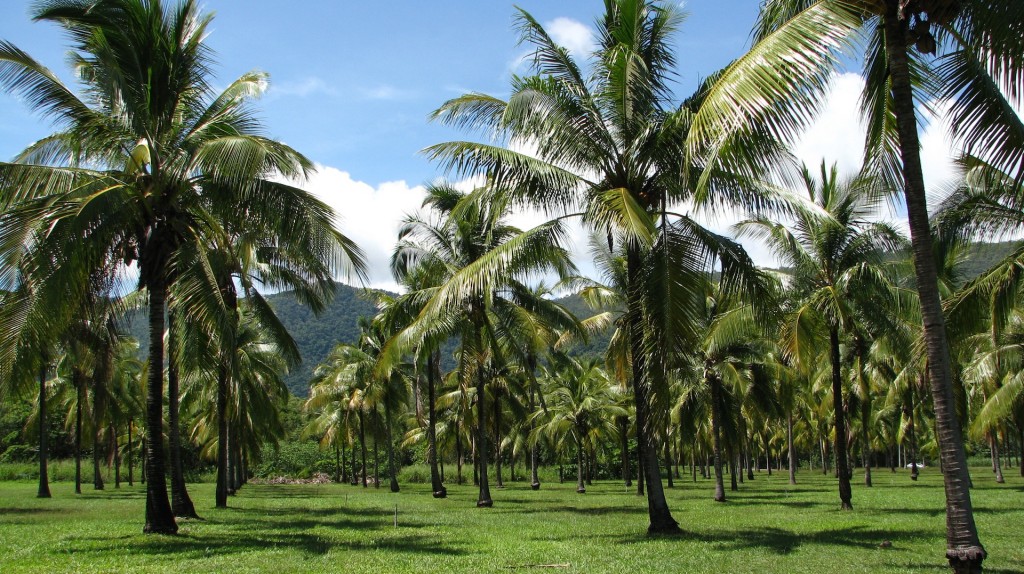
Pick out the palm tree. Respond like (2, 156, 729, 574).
(384, 183, 576, 507)
(0, 0, 362, 533)
(737, 162, 905, 510)
(424, 0, 785, 532)
(532, 355, 625, 494)
(706, 3, 1024, 567)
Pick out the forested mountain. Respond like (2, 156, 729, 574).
(265, 241, 1018, 396)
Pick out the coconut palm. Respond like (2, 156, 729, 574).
(532, 355, 625, 494)
(425, 0, 787, 532)
(737, 162, 905, 509)
(706, 2, 1024, 567)
(0, 0, 360, 533)
(384, 182, 576, 507)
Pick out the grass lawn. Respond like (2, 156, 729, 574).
(1, 467, 1022, 573)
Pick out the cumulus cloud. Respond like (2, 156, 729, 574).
(546, 17, 595, 58)
(295, 165, 427, 292)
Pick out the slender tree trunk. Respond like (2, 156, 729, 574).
(636, 448, 645, 495)
(862, 400, 873, 488)
(788, 412, 797, 485)
(74, 372, 83, 494)
(216, 361, 229, 508)
(167, 311, 198, 518)
(829, 327, 853, 510)
(428, 352, 446, 497)
(475, 338, 493, 507)
(1019, 426, 1023, 478)
(627, 243, 677, 533)
(113, 424, 121, 488)
(576, 434, 586, 494)
(350, 432, 359, 486)
(128, 420, 134, 487)
(140, 437, 147, 484)
(143, 282, 176, 534)
(387, 410, 399, 492)
(884, 8, 985, 569)
(530, 383, 541, 491)
(373, 433, 380, 489)
(729, 447, 738, 492)
(710, 372, 726, 502)
(364, 409, 372, 484)
(908, 383, 920, 481)
(37, 360, 51, 498)
(991, 436, 1005, 484)
(93, 394, 104, 490)
(664, 440, 674, 489)
(334, 440, 341, 483)
(455, 428, 464, 485)
(494, 389, 503, 489)
(620, 417, 632, 488)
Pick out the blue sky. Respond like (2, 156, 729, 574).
(0, 1, 958, 290)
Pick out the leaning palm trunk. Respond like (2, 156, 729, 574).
(143, 281, 177, 533)
(167, 312, 198, 518)
(829, 327, 853, 510)
(883, 5, 984, 569)
(37, 361, 51, 499)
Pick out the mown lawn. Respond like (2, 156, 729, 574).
(1, 467, 1022, 573)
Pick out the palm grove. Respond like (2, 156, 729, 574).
(0, 1, 1021, 573)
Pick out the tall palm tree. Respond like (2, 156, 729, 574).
(705, 3, 1024, 568)
(0, 0, 362, 533)
(424, 0, 786, 532)
(737, 162, 905, 510)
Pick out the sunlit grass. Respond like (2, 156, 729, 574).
(1, 467, 1022, 573)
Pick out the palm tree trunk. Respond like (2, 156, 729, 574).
(620, 417, 632, 488)
(710, 372, 726, 502)
(167, 311, 198, 518)
(373, 434, 380, 489)
(428, 351, 446, 497)
(626, 243, 677, 533)
(475, 344, 493, 507)
(112, 424, 121, 488)
(788, 412, 797, 486)
(128, 420, 134, 487)
(387, 410, 399, 492)
(908, 381, 920, 481)
(494, 388, 503, 489)
(728, 447, 738, 492)
(216, 361, 229, 508)
(359, 411, 368, 488)
(334, 439, 341, 483)
(576, 433, 586, 494)
(862, 400, 873, 488)
(455, 427, 464, 485)
(530, 387, 541, 491)
(664, 439, 674, 489)
(143, 281, 177, 534)
(829, 327, 853, 510)
(93, 394, 104, 490)
(884, 8, 985, 568)
(74, 368, 82, 495)
(37, 360, 51, 499)
(990, 435, 1005, 484)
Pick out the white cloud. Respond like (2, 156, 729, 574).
(269, 76, 338, 98)
(359, 85, 417, 101)
(546, 17, 595, 58)
(296, 165, 427, 292)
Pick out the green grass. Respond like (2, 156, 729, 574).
(1, 467, 1022, 573)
